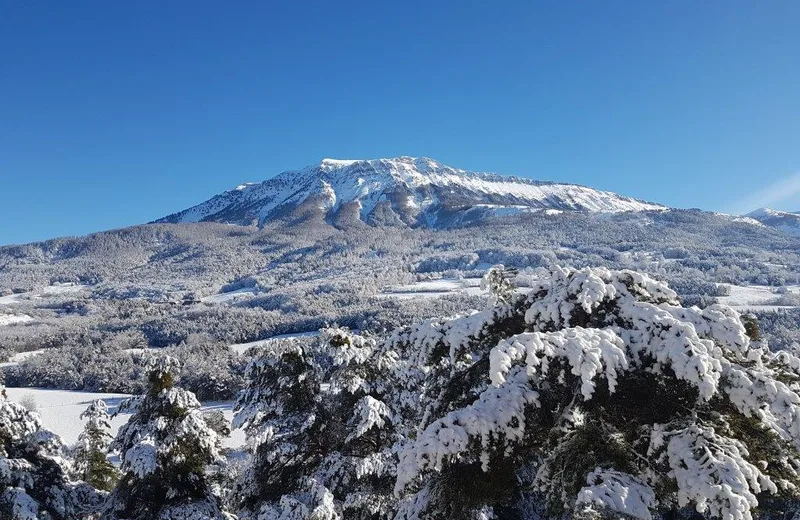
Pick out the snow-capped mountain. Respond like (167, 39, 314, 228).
(746, 207, 800, 236)
(157, 157, 665, 228)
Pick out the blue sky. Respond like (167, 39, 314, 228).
(1, 2, 799, 245)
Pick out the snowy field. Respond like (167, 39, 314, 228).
(4, 387, 246, 449)
(201, 287, 259, 304)
(0, 313, 34, 326)
(0, 348, 47, 368)
(717, 284, 800, 312)
(378, 277, 484, 299)
(0, 283, 88, 306)
(230, 331, 320, 355)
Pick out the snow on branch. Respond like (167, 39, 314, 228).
(654, 423, 778, 520)
(576, 468, 656, 520)
(395, 367, 539, 494)
(490, 328, 627, 399)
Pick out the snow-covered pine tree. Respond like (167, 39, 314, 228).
(103, 356, 231, 520)
(75, 399, 118, 492)
(391, 266, 800, 520)
(481, 264, 518, 307)
(232, 327, 399, 519)
(0, 386, 101, 519)
(232, 341, 324, 516)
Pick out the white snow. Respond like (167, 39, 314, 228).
(490, 328, 628, 399)
(0, 284, 87, 306)
(320, 158, 360, 169)
(659, 423, 776, 520)
(0, 293, 30, 305)
(378, 277, 484, 300)
(718, 284, 800, 311)
(230, 331, 320, 355)
(745, 207, 800, 236)
(346, 396, 392, 443)
(0, 313, 34, 326)
(576, 469, 656, 520)
(394, 366, 540, 493)
(3, 388, 245, 448)
(0, 349, 47, 368)
(201, 287, 259, 304)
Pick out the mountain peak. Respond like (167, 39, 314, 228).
(316, 156, 444, 176)
(156, 157, 666, 229)
(319, 158, 361, 169)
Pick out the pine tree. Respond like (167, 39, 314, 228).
(233, 328, 399, 519)
(75, 399, 119, 492)
(392, 267, 800, 519)
(232, 341, 325, 515)
(103, 356, 232, 520)
(480, 264, 518, 306)
(0, 386, 101, 519)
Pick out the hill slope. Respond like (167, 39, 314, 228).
(746, 207, 800, 236)
(156, 157, 666, 228)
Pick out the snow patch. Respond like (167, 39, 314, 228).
(3, 388, 245, 448)
(230, 331, 320, 355)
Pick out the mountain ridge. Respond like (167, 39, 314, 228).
(155, 157, 666, 229)
(746, 207, 800, 236)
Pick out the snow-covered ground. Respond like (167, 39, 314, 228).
(378, 278, 484, 300)
(230, 331, 320, 355)
(0, 348, 47, 368)
(201, 287, 259, 304)
(3, 387, 246, 448)
(0, 283, 88, 306)
(0, 293, 31, 305)
(718, 284, 800, 312)
(0, 313, 34, 326)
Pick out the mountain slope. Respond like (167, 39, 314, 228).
(746, 207, 800, 236)
(156, 157, 666, 228)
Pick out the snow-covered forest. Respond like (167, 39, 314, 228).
(3, 209, 800, 397)
(4, 207, 800, 518)
(4, 264, 800, 519)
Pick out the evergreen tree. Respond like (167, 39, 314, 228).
(103, 356, 232, 520)
(481, 263, 518, 306)
(233, 328, 399, 519)
(0, 386, 101, 519)
(233, 266, 800, 519)
(392, 267, 800, 519)
(232, 340, 326, 516)
(75, 399, 119, 492)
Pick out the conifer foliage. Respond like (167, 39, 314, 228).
(103, 356, 231, 520)
(75, 399, 119, 492)
(232, 266, 800, 520)
(392, 267, 800, 519)
(0, 386, 100, 519)
(233, 327, 399, 519)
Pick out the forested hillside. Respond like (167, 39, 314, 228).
(3, 209, 800, 398)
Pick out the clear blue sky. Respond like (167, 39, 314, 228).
(2, 2, 799, 245)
